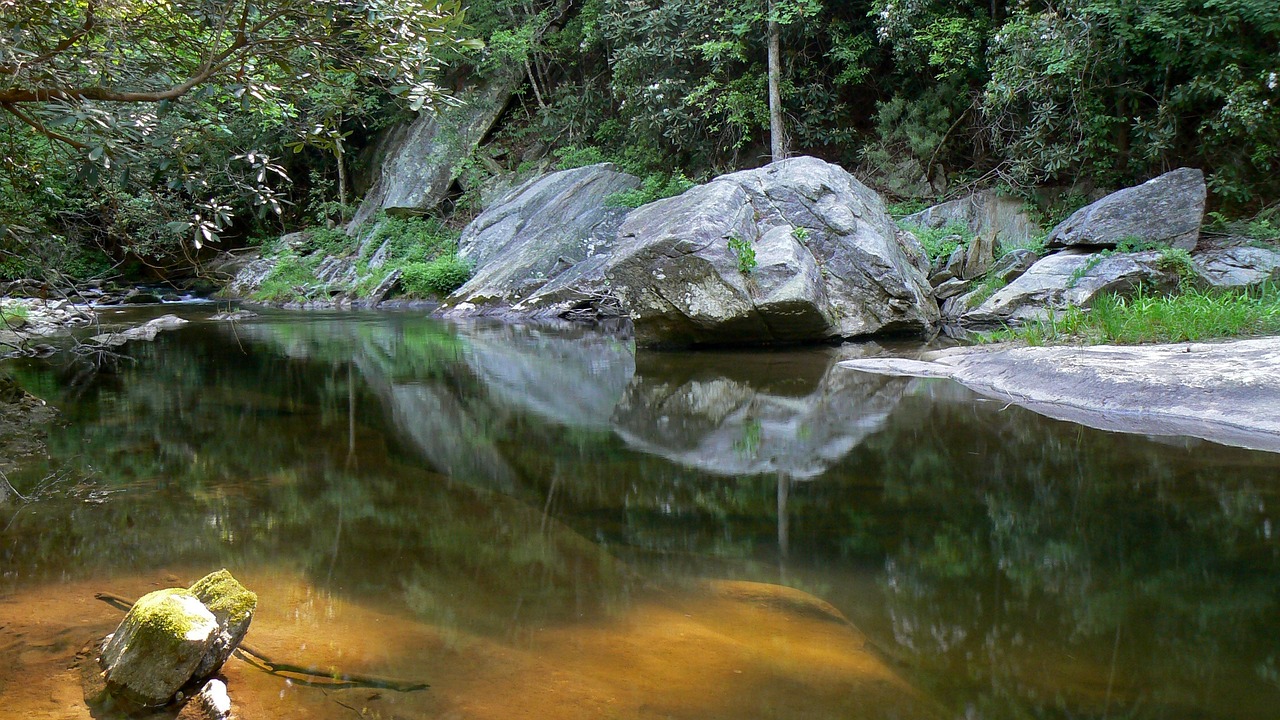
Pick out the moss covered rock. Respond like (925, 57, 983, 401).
(188, 569, 257, 678)
(99, 588, 218, 706)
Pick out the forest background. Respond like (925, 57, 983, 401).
(2, 0, 1278, 280)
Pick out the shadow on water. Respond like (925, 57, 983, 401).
(1, 307, 1278, 719)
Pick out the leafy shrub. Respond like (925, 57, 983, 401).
(901, 221, 972, 261)
(605, 172, 697, 208)
(554, 145, 609, 170)
(401, 256, 472, 297)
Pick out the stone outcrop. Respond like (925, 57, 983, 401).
(902, 190, 1044, 250)
(350, 67, 523, 228)
(444, 164, 640, 314)
(602, 157, 937, 346)
(99, 570, 257, 707)
(1046, 168, 1206, 250)
(961, 250, 1180, 327)
(839, 337, 1280, 453)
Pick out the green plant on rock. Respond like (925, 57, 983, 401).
(401, 256, 472, 298)
(605, 172, 697, 209)
(727, 234, 756, 274)
(900, 221, 972, 261)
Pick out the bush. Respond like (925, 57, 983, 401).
(401, 256, 472, 297)
(605, 172, 697, 208)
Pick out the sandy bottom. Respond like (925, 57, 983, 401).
(0, 566, 941, 720)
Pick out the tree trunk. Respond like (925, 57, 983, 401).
(767, 2, 786, 163)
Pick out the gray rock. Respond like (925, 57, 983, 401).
(1192, 246, 1280, 288)
(1046, 168, 1206, 250)
(123, 290, 162, 304)
(963, 250, 1179, 327)
(209, 310, 258, 321)
(839, 337, 1280, 453)
(443, 164, 640, 314)
(365, 267, 403, 305)
(988, 248, 1040, 283)
(934, 277, 971, 300)
(99, 589, 219, 706)
(901, 190, 1044, 250)
(350, 66, 523, 228)
(961, 231, 997, 280)
(602, 156, 938, 346)
(90, 315, 190, 347)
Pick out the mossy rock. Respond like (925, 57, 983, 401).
(99, 588, 218, 707)
(188, 569, 257, 678)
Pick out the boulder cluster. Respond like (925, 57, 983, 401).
(225, 157, 1280, 347)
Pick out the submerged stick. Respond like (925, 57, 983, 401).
(94, 592, 429, 692)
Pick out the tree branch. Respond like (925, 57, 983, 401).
(0, 102, 89, 149)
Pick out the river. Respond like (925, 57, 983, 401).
(2, 306, 1278, 719)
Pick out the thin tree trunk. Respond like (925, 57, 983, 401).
(767, 1, 786, 162)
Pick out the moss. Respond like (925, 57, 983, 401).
(127, 589, 214, 650)
(188, 569, 257, 624)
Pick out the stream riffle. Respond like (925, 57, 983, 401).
(2, 306, 1278, 719)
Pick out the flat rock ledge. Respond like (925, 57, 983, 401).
(839, 338, 1280, 453)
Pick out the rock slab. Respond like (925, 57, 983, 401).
(1047, 168, 1206, 250)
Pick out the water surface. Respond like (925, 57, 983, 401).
(2, 308, 1278, 719)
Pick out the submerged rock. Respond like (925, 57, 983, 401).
(1046, 168, 1206, 251)
(90, 314, 189, 347)
(98, 570, 256, 707)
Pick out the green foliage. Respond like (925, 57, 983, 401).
(0, 302, 29, 326)
(1205, 211, 1280, 242)
(982, 284, 1280, 346)
(791, 226, 809, 242)
(605, 172, 696, 208)
(727, 235, 757, 274)
(554, 145, 610, 170)
(253, 252, 325, 304)
(401, 256, 473, 298)
(886, 199, 931, 219)
(901, 221, 972, 261)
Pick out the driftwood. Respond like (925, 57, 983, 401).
(94, 592, 429, 692)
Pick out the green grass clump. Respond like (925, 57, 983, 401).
(726, 235, 757, 273)
(401, 256, 472, 298)
(981, 284, 1280, 346)
(252, 252, 325, 303)
(885, 199, 931, 219)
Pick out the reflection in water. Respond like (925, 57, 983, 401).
(0, 308, 1278, 720)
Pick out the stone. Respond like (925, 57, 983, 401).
(600, 157, 938, 346)
(901, 190, 1044, 250)
(209, 310, 258, 321)
(962, 250, 1180, 327)
(364, 267, 403, 306)
(988, 248, 1040, 283)
(933, 277, 971, 300)
(187, 570, 257, 679)
(350, 65, 523, 228)
(1046, 168, 1206, 250)
(839, 337, 1280, 453)
(1192, 246, 1280, 288)
(176, 679, 233, 720)
(961, 231, 998, 280)
(99, 589, 219, 706)
(123, 290, 163, 304)
(90, 314, 189, 347)
(442, 163, 640, 314)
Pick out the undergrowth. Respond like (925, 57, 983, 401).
(899, 221, 973, 261)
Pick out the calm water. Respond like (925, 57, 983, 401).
(2, 307, 1279, 719)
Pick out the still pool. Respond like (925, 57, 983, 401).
(2, 308, 1278, 719)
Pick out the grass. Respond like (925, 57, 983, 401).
(979, 283, 1280, 346)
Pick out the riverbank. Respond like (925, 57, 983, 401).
(841, 337, 1280, 453)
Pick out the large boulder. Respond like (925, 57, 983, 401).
(1046, 168, 1206, 251)
(962, 250, 1181, 327)
(901, 190, 1044, 250)
(444, 164, 640, 313)
(98, 570, 257, 707)
(603, 157, 937, 346)
(350, 66, 523, 228)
